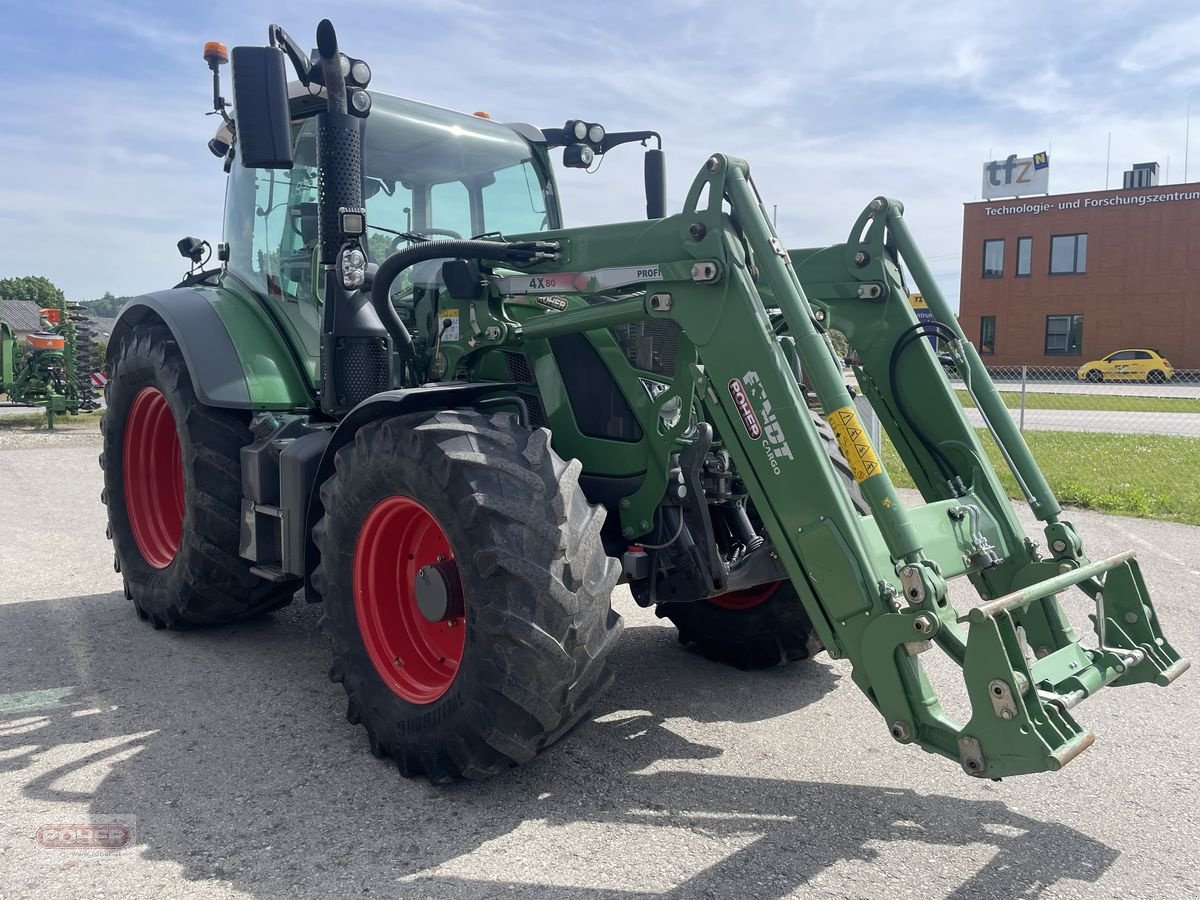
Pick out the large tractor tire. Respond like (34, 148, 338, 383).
(656, 411, 869, 669)
(100, 323, 298, 628)
(314, 409, 623, 781)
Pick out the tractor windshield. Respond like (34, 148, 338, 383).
(221, 93, 558, 371)
(360, 94, 556, 260)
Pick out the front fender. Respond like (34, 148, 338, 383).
(109, 286, 313, 409)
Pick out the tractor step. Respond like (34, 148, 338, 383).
(249, 564, 292, 583)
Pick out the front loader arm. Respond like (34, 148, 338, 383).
(488, 154, 1187, 778)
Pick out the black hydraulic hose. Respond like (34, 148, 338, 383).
(888, 321, 961, 486)
(370, 240, 541, 366)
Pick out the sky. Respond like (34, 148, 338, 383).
(2, 0, 1200, 309)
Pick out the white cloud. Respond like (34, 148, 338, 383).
(1121, 12, 1200, 72)
(2, 0, 1199, 311)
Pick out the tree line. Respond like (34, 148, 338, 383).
(0, 276, 131, 318)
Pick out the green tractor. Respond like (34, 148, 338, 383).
(100, 20, 1186, 781)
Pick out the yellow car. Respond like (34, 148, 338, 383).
(1077, 349, 1174, 383)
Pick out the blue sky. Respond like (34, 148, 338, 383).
(2, 0, 1199, 308)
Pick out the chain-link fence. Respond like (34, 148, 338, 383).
(921, 363, 1200, 524)
(948, 365, 1200, 437)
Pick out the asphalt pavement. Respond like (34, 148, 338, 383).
(961, 406, 1200, 436)
(1, 430, 1198, 899)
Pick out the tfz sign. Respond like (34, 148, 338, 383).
(981, 152, 1050, 200)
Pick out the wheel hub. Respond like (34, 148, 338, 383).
(414, 561, 464, 623)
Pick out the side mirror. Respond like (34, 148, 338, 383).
(644, 148, 666, 219)
(176, 236, 207, 263)
(230, 46, 294, 169)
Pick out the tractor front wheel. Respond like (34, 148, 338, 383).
(314, 409, 622, 781)
(659, 580, 825, 669)
(100, 323, 298, 627)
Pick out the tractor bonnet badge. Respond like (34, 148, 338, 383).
(728, 378, 762, 439)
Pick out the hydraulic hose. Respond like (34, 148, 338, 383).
(887, 321, 962, 489)
(370, 239, 552, 366)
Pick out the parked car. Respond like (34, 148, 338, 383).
(1077, 349, 1174, 383)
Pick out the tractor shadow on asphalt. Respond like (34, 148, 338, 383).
(0, 591, 1117, 899)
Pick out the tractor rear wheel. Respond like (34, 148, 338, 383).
(314, 409, 622, 781)
(656, 411, 868, 669)
(100, 323, 298, 628)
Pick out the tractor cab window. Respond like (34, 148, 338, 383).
(361, 95, 556, 258)
(222, 141, 319, 305)
(429, 180, 472, 240)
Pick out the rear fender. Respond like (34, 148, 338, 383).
(109, 287, 313, 409)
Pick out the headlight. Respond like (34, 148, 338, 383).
(563, 143, 594, 168)
(587, 123, 605, 144)
(570, 119, 588, 141)
(350, 60, 371, 86)
(341, 247, 367, 289)
(350, 89, 372, 115)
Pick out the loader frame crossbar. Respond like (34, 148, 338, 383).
(480, 154, 1187, 778)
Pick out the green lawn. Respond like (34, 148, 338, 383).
(882, 429, 1200, 525)
(954, 389, 1200, 414)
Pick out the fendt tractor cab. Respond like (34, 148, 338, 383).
(100, 20, 1186, 782)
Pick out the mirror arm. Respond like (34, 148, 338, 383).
(268, 24, 314, 85)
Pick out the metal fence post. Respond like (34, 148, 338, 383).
(855, 393, 882, 452)
(1019, 364, 1027, 434)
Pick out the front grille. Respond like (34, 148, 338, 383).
(523, 392, 548, 429)
(610, 319, 681, 375)
(503, 351, 534, 383)
(581, 292, 681, 376)
(549, 333, 642, 442)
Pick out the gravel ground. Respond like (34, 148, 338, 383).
(0, 429, 1197, 899)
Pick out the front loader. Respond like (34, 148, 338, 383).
(100, 19, 1186, 782)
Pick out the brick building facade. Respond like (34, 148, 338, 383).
(958, 182, 1200, 369)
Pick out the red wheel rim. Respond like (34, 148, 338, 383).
(123, 386, 185, 569)
(353, 496, 466, 704)
(708, 580, 782, 611)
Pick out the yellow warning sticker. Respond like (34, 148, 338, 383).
(827, 405, 883, 484)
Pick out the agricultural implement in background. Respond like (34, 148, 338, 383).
(98, 19, 1186, 782)
(1, 301, 101, 426)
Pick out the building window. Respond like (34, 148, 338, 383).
(1049, 233, 1087, 274)
(982, 239, 1004, 278)
(979, 316, 996, 355)
(1016, 236, 1032, 277)
(1045, 314, 1084, 355)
